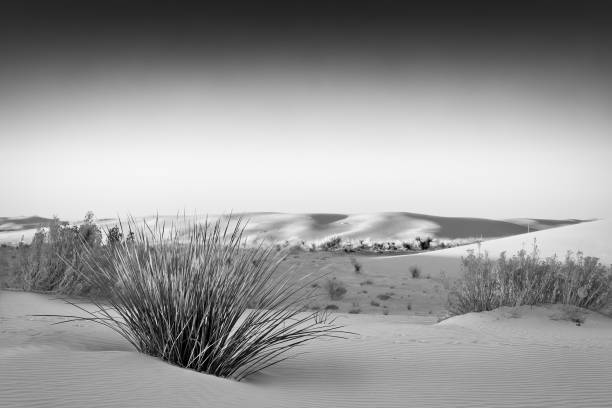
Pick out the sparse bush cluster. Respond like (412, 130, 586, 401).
(301, 236, 473, 254)
(449, 243, 612, 315)
(10, 212, 116, 295)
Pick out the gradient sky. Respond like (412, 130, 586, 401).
(1, 1, 611, 220)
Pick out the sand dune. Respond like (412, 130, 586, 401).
(0, 212, 583, 245)
(359, 218, 612, 281)
(2, 290, 612, 408)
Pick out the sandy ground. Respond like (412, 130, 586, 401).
(2, 219, 611, 407)
(273, 219, 612, 317)
(2, 290, 612, 408)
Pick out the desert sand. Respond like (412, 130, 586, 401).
(2, 290, 612, 408)
(2, 218, 611, 407)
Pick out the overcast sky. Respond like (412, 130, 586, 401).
(1, 1, 611, 220)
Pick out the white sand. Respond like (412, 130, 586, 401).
(2, 290, 612, 408)
(0, 212, 581, 245)
(359, 218, 612, 281)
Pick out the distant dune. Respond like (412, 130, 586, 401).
(359, 218, 612, 281)
(0, 212, 585, 245)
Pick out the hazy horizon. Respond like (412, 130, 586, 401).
(2, 1, 611, 221)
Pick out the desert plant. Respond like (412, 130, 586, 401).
(11, 213, 109, 295)
(449, 243, 612, 315)
(414, 237, 433, 250)
(377, 292, 393, 301)
(324, 277, 348, 300)
(350, 257, 362, 274)
(41, 216, 343, 380)
(321, 236, 342, 251)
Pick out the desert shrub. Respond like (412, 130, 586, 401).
(360, 279, 374, 286)
(321, 236, 342, 251)
(377, 292, 393, 301)
(106, 226, 123, 245)
(350, 257, 362, 273)
(370, 300, 380, 307)
(372, 242, 385, 253)
(415, 237, 433, 250)
(325, 304, 339, 310)
(406, 302, 412, 310)
(12, 213, 108, 295)
(324, 277, 347, 300)
(449, 243, 612, 315)
(410, 266, 421, 279)
(42, 216, 343, 380)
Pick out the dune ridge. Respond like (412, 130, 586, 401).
(0, 212, 584, 245)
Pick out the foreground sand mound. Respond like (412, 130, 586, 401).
(2, 291, 612, 408)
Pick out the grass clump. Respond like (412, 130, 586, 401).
(449, 242, 612, 315)
(43, 216, 343, 381)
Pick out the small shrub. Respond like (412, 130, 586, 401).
(324, 278, 348, 300)
(370, 300, 380, 307)
(350, 257, 362, 274)
(321, 236, 342, 251)
(410, 266, 421, 279)
(415, 237, 433, 250)
(360, 280, 374, 286)
(406, 302, 412, 310)
(325, 304, 339, 310)
(377, 292, 394, 301)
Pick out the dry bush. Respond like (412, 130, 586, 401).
(12, 213, 110, 295)
(449, 242, 612, 315)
